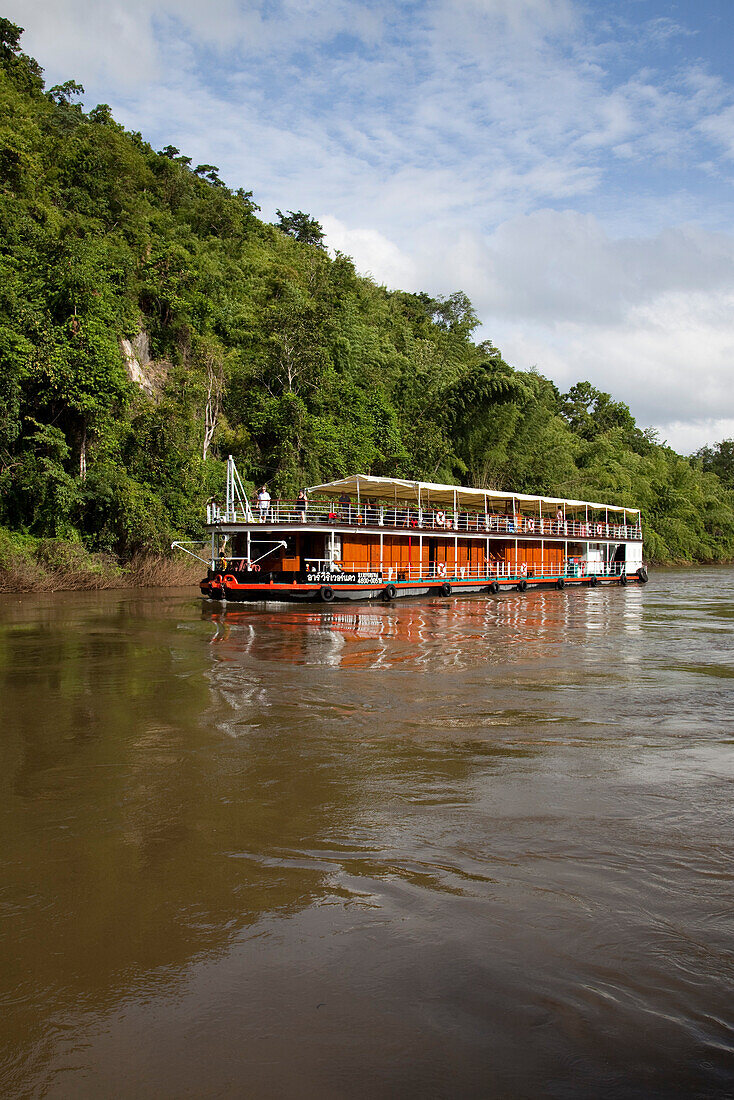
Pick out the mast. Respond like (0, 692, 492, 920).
(227, 455, 253, 521)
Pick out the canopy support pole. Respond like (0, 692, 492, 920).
(171, 541, 210, 566)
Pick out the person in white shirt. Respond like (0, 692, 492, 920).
(257, 486, 271, 522)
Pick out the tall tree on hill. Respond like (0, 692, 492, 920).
(0, 17, 43, 92)
(275, 209, 326, 249)
(694, 439, 734, 489)
(560, 381, 636, 440)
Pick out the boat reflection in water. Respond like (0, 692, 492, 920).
(203, 584, 644, 673)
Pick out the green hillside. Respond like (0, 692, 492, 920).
(1, 18, 732, 576)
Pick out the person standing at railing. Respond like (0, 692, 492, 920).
(339, 491, 352, 523)
(556, 506, 564, 534)
(257, 485, 271, 522)
(295, 489, 307, 522)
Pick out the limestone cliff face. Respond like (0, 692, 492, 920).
(120, 332, 169, 398)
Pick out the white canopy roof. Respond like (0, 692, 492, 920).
(306, 474, 639, 515)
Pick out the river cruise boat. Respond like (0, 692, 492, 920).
(186, 457, 647, 603)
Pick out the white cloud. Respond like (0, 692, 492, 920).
(491, 293, 734, 430)
(700, 104, 734, 159)
(653, 419, 734, 455)
(322, 217, 417, 288)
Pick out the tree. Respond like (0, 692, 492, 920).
(88, 103, 113, 124)
(694, 439, 734, 489)
(560, 381, 635, 440)
(431, 291, 479, 337)
(196, 338, 226, 461)
(0, 18, 43, 92)
(0, 17, 22, 61)
(194, 163, 224, 186)
(235, 187, 260, 213)
(48, 80, 85, 105)
(275, 209, 326, 249)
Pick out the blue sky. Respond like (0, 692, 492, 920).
(10, 0, 734, 452)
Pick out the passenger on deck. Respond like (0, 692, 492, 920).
(556, 506, 564, 533)
(339, 492, 352, 522)
(257, 486, 271, 522)
(295, 489, 307, 522)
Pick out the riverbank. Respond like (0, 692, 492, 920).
(0, 530, 201, 593)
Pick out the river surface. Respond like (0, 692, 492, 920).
(1, 568, 733, 1098)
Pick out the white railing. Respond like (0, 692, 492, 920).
(209, 553, 642, 585)
(206, 498, 642, 541)
(343, 561, 636, 583)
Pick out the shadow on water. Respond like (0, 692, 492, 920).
(0, 571, 733, 1097)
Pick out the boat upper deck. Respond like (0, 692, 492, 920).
(208, 502, 642, 540)
(207, 500, 641, 540)
(208, 466, 642, 542)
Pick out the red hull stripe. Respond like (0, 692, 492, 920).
(211, 577, 616, 595)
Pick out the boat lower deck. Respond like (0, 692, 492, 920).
(202, 567, 649, 603)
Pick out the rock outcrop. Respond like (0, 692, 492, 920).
(120, 332, 169, 398)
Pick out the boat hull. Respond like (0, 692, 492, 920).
(200, 572, 647, 603)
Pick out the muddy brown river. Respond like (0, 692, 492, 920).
(1, 568, 733, 1098)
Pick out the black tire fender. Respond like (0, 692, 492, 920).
(489, 581, 499, 594)
(320, 585, 335, 602)
(619, 574, 627, 586)
(637, 566, 648, 583)
(383, 583, 396, 601)
(556, 578, 565, 590)
(518, 579, 527, 592)
(589, 575, 599, 587)
(440, 582, 452, 597)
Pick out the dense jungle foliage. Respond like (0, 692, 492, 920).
(1, 20, 733, 568)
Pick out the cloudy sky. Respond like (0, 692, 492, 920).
(9, 0, 734, 452)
